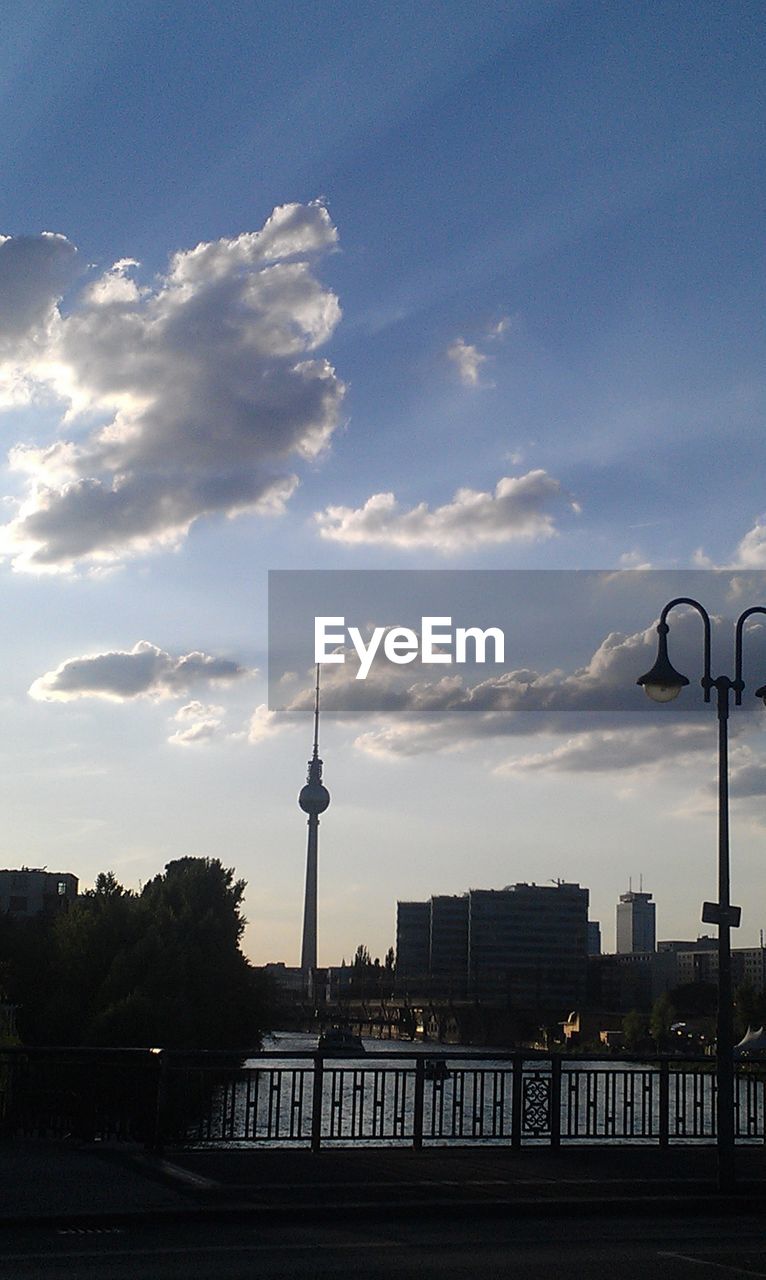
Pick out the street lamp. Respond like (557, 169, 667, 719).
(637, 597, 766, 1194)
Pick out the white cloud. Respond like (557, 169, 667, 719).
(315, 470, 575, 551)
(732, 520, 766, 569)
(168, 701, 225, 747)
(29, 641, 249, 702)
(695, 518, 766, 571)
(173, 700, 224, 721)
(168, 719, 223, 746)
(619, 550, 653, 570)
(247, 703, 279, 744)
(447, 338, 486, 387)
(495, 724, 711, 777)
(0, 202, 344, 570)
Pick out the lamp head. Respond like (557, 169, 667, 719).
(755, 684, 766, 708)
(637, 625, 689, 703)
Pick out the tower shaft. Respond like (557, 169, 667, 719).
(300, 814, 319, 971)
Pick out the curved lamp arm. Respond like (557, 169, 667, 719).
(659, 597, 712, 702)
(735, 606, 766, 706)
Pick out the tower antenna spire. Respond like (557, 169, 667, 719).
(313, 663, 320, 760)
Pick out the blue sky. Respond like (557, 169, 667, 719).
(0, 1, 765, 964)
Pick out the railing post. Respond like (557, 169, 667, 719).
(511, 1052, 523, 1149)
(412, 1057, 425, 1151)
(550, 1055, 561, 1149)
(310, 1052, 324, 1153)
(658, 1058, 670, 1148)
(150, 1049, 167, 1153)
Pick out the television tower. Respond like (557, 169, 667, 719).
(298, 666, 330, 973)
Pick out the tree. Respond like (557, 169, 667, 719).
(668, 982, 718, 1019)
(649, 992, 676, 1049)
(622, 1008, 648, 1052)
(353, 944, 372, 969)
(7, 858, 271, 1050)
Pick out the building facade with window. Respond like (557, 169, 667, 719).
(0, 868, 78, 916)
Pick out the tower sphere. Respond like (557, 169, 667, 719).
(299, 779, 330, 814)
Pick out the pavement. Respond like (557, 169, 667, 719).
(2, 1141, 766, 1229)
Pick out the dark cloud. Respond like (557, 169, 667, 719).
(29, 641, 249, 701)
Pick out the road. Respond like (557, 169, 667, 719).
(2, 1213, 766, 1279)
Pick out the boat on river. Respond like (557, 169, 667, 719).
(317, 1027, 366, 1056)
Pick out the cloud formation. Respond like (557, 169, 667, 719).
(446, 317, 511, 388)
(447, 338, 486, 387)
(167, 701, 225, 747)
(0, 232, 78, 351)
(29, 642, 248, 702)
(0, 202, 344, 570)
(495, 724, 711, 776)
(282, 608, 766, 761)
(315, 470, 574, 551)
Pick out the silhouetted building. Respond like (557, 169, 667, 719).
(429, 895, 469, 991)
(658, 936, 717, 954)
(616, 889, 656, 954)
(0, 868, 77, 916)
(262, 963, 306, 999)
(468, 882, 589, 1010)
(587, 950, 676, 1012)
(587, 921, 601, 956)
(396, 901, 431, 982)
(397, 881, 589, 1011)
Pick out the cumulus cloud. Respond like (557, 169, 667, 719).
(731, 521, 766, 569)
(446, 316, 512, 387)
(0, 202, 344, 570)
(447, 338, 486, 387)
(247, 703, 279, 744)
(315, 470, 575, 551)
(29, 641, 249, 702)
(0, 232, 79, 349)
(168, 720, 223, 746)
(619, 550, 653, 570)
(168, 701, 225, 747)
(695, 518, 766, 571)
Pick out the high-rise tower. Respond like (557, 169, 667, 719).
(616, 888, 656, 954)
(298, 667, 330, 973)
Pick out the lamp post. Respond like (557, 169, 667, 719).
(637, 597, 766, 1194)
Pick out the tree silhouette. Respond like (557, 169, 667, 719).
(4, 859, 270, 1049)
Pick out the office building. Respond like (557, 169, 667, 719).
(396, 900, 431, 981)
(429, 895, 469, 991)
(468, 882, 589, 1010)
(616, 889, 656, 954)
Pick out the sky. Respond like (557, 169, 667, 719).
(0, 0, 765, 965)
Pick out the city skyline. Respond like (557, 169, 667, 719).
(0, 3, 764, 965)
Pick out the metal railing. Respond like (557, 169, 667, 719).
(2, 1048, 765, 1150)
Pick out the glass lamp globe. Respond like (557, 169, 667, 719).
(642, 682, 684, 703)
